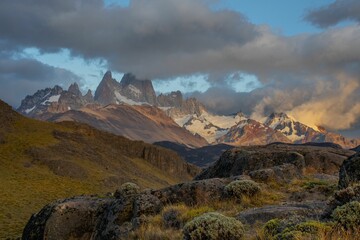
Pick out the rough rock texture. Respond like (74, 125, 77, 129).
(237, 202, 326, 225)
(152, 178, 228, 205)
(196, 143, 355, 181)
(18, 82, 93, 118)
(94, 71, 120, 105)
(17, 85, 63, 116)
(166, 98, 206, 119)
(120, 73, 157, 105)
(351, 145, 360, 152)
(217, 119, 292, 146)
(157, 91, 183, 108)
(339, 153, 360, 189)
(22, 197, 113, 240)
(22, 178, 229, 239)
(248, 163, 301, 183)
(94, 72, 157, 106)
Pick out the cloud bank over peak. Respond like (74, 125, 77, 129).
(0, 0, 359, 134)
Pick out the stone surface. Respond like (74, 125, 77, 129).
(152, 178, 228, 205)
(237, 201, 326, 225)
(196, 143, 354, 180)
(339, 153, 360, 189)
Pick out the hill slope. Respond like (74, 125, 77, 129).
(45, 104, 208, 148)
(0, 99, 199, 239)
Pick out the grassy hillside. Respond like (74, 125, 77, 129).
(0, 100, 198, 239)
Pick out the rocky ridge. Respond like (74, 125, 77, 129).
(17, 71, 359, 148)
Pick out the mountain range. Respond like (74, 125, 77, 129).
(17, 71, 359, 149)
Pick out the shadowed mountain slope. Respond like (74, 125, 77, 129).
(46, 104, 208, 148)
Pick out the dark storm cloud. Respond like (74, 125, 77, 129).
(0, 58, 81, 107)
(0, 0, 360, 133)
(305, 0, 360, 28)
(0, 0, 258, 79)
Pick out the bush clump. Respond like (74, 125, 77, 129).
(225, 180, 261, 199)
(114, 182, 140, 199)
(263, 218, 281, 237)
(331, 201, 360, 231)
(183, 212, 244, 240)
(262, 218, 329, 240)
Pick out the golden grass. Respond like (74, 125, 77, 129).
(0, 117, 189, 239)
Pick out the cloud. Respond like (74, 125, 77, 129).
(0, 58, 81, 107)
(0, 0, 258, 79)
(305, 0, 360, 28)
(0, 0, 360, 134)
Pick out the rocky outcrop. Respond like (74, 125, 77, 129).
(157, 91, 183, 108)
(152, 178, 228, 206)
(351, 145, 360, 152)
(338, 153, 360, 189)
(217, 119, 292, 146)
(22, 197, 113, 240)
(166, 98, 206, 119)
(196, 143, 355, 181)
(237, 202, 326, 225)
(17, 85, 63, 116)
(94, 72, 157, 106)
(22, 178, 228, 239)
(18, 82, 93, 118)
(94, 71, 121, 105)
(120, 73, 157, 105)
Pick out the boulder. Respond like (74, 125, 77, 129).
(22, 197, 113, 240)
(152, 178, 227, 206)
(339, 153, 360, 189)
(196, 144, 353, 180)
(237, 202, 326, 225)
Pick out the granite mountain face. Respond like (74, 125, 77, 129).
(17, 71, 359, 148)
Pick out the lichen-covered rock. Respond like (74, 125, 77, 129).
(114, 182, 140, 200)
(22, 197, 113, 240)
(224, 180, 261, 199)
(133, 194, 163, 217)
(183, 212, 244, 240)
(338, 153, 360, 189)
(237, 202, 326, 225)
(249, 164, 301, 183)
(196, 144, 353, 180)
(152, 178, 227, 205)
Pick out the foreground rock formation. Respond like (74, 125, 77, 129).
(22, 142, 360, 239)
(196, 143, 355, 181)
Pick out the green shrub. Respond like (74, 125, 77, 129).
(295, 220, 330, 235)
(183, 212, 244, 240)
(114, 182, 140, 199)
(263, 218, 281, 237)
(274, 230, 302, 240)
(225, 180, 261, 199)
(332, 201, 360, 231)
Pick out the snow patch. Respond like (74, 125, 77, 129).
(114, 91, 148, 106)
(128, 84, 141, 96)
(25, 106, 36, 114)
(41, 94, 61, 105)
